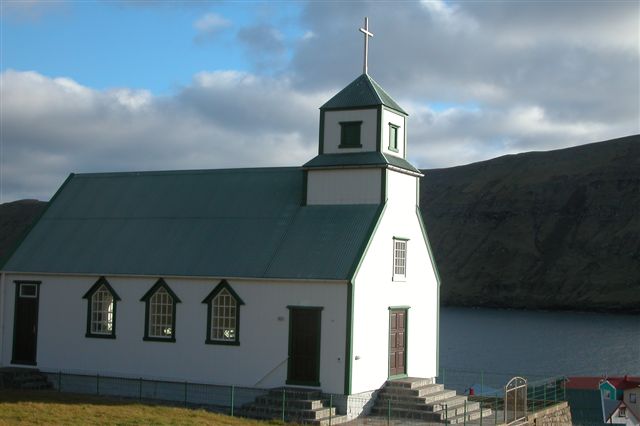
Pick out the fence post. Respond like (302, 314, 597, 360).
(230, 385, 235, 417)
(494, 396, 498, 424)
(463, 400, 467, 426)
(329, 394, 333, 426)
(282, 388, 286, 423)
(387, 399, 391, 425)
(184, 381, 187, 407)
(480, 400, 483, 426)
(532, 384, 536, 412)
(138, 378, 142, 401)
(58, 371, 62, 392)
(96, 373, 100, 395)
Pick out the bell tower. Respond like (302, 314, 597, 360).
(303, 18, 421, 205)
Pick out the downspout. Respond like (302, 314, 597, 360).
(0, 271, 5, 365)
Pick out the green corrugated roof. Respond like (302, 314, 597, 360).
(3, 168, 381, 280)
(320, 74, 408, 115)
(303, 152, 421, 174)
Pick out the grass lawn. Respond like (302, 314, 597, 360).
(0, 390, 280, 425)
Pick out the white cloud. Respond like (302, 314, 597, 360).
(193, 12, 231, 44)
(2, 0, 639, 202)
(194, 12, 231, 33)
(0, 70, 320, 202)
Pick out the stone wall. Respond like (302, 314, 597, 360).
(527, 401, 572, 426)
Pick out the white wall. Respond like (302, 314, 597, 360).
(380, 109, 406, 158)
(1, 275, 348, 394)
(349, 169, 439, 394)
(323, 109, 377, 154)
(307, 169, 381, 205)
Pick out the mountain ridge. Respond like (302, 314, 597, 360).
(419, 134, 639, 313)
(2, 135, 638, 312)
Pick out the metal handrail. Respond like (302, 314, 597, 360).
(253, 357, 289, 387)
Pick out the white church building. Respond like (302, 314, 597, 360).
(0, 20, 441, 409)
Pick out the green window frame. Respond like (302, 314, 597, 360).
(339, 121, 363, 148)
(389, 123, 399, 152)
(202, 280, 244, 346)
(83, 277, 120, 339)
(140, 279, 181, 342)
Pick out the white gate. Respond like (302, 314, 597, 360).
(504, 376, 527, 425)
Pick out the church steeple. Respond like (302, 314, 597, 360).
(302, 18, 421, 206)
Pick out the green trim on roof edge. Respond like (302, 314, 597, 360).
(344, 281, 354, 395)
(304, 152, 421, 174)
(344, 202, 386, 394)
(416, 205, 441, 372)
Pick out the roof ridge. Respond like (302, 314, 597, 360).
(75, 166, 301, 178)
(362, 74, 382, 103)
(366, 74, 387, 103)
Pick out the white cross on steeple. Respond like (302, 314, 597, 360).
(359, 17, 374, 75)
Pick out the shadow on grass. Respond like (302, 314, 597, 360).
(0, 389, 289, 425)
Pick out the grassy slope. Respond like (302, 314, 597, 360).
(0, 390, 277, 425)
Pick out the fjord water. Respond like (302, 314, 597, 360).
(439, 307, 640, 382)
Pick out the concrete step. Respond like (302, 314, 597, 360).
(385, 377, 434, 389)
(371, 405, 448, 422)
(429, 395, 469, 411)
(267, 387, 322, 400)
(374, 395, 479, 416)
(444, 407, 494, 424)
(435, 401, 482, 418)
(241, 403, 336, 421)
(254, 395, 324, 410)
(0, 368, 50, 390)
(19, 380, 52, 390)
(380, 382, 445, 398)
(371, 404, 493, 424)
(310, 414, 351, 426)
(421, 389, 458, 403)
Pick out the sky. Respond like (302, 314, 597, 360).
(1, 0, 638, 202)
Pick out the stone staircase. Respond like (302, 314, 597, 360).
(241, 387, 349, 425)
(371, 377, 494, 424)
(0, 367, 52, 390)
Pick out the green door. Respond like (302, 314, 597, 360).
(287, 307, 322, 386)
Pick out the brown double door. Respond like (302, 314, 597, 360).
(389, 309, 407, 377)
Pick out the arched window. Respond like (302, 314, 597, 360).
(83, 277, 120, 338)
(141, 279, 180, 342)
(202, 280, 244, 345)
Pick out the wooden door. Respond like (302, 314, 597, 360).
(12, 282, 40, 365)
(287, 307, 322, 386)
(389, 309, 407, 377)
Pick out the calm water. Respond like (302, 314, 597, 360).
(439, 307, 639, 385)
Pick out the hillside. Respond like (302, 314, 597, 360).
(420, 134, 640, 313)
(1, 135, 639, 312)
(0, 199, 47, 263)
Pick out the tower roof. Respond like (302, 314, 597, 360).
(320, 74, 407, 115)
